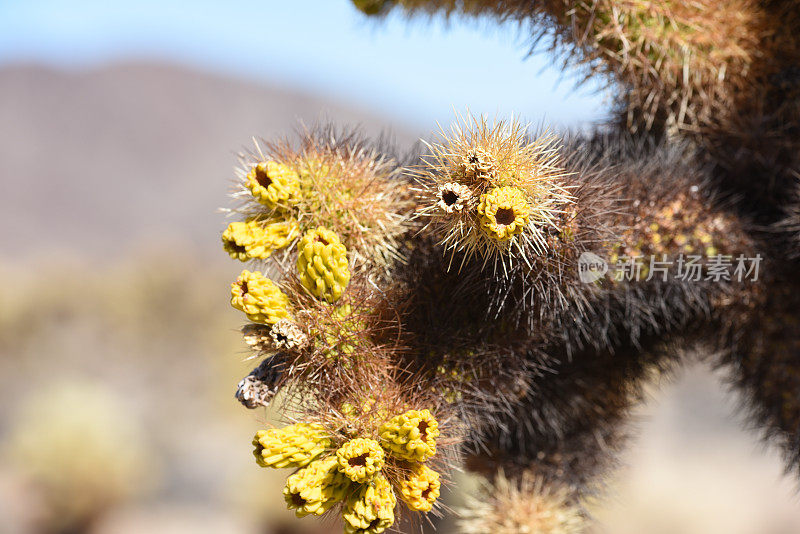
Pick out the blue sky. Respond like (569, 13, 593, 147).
(0, 0, 609, 130)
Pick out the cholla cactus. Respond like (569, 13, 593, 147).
(220, 97, 800, 534)
(356, 0, 800, 276)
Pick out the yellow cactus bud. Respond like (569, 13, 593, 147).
(343, 474, 396, 534)
(230, 270, 290, 324)
(222, 219, 299, 261)
(378, 409, 439, 462)
(283, 456, 351, 517)
(477, 186, 531, 241)
(336, 438, 385, 483)
(252, 423, 331, 469)
(398, 463, 441, 512)
(246, 161, 301, 208)
(296, 227, 350, 303)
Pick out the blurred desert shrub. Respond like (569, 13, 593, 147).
(3, 382, 156, 533)
(0, 247, 249, 410)
(0, 247, 271, 532)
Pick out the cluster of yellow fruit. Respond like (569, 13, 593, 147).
(222, 161, 303, 261)
(253, 409, 442, 533)
(227, 224, 351, 327)
(224, 160, 353, 333)
(224, 159, 443, 531)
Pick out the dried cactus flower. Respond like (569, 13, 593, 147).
(230, 270, 290, 324)
(253, 423, 332, 469)
(411, 114, 573, 268)
(398, 463, 441, 512)
(379, 409, 439, 462)
(297, 226, 351, 303)
(437, 181, 472, 213)
(462, 147, 496, 180)
(283, 456, 351, 517)
(269, 319, 308, 350)
(477, 186, 531, 241)
(460, 471, 586, 534)
(246, 160, 301, 208)
(336, 438, 386, 483)
(236, 356, 284, 409)
(343, 474, 397, 534)
(241, 323, 273, 352)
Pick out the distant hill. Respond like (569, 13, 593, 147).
(0, 62, 417, 262)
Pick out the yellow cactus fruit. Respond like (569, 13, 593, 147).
(245, 219, 300, 259)
(246, 161, 301, 207)
(283, 456, 351, 517)
(252, 423, 331, 469)
(477, 186, 531, 241)
(230, 270, 290, 324)
(296, 227, 350, 303)
(336, 438, 385, 483)
(222, 219, 299, 261)
(398, 463, 441, 512)
(343, 474, 396, 534)
(221, 221, 255, 261)
(378, 409, 439, 462)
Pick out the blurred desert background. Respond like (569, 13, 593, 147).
(1, 2, 800, 533)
